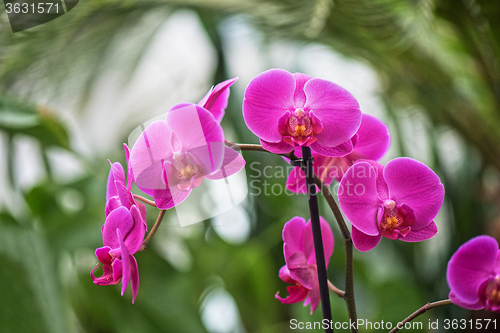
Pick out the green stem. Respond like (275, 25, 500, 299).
(388, 299, 452, 333)
(140, 209, 166, 251)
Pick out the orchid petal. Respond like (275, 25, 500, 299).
(283, 216, 306, 255)
(292, 73, 312, 108)
(384, 158, 444, 230)
(123, 205, 145, 254)
(278, 265, 296, 284)
(106, 162, 124, 201)
(353, 114, 390, 161)
(310, 138, 353, 157)
(447, 235, 498, 304)
(286, 167, 308, 194)
(130, 120, 173, 195)
(130, 255, 139, 304)
(287, 252, 315, 289)
(199, 77, 238, 122)
(260, 138, 294, 154)
(399, 221, 437, 242)
(243, 69, 296, 142)
(275, 285, 310, 304)
(102, 207, 133, 248)
(449, 291, 485, 310)
(338, 162, 383, 236)
(117, 229, 131, 296)
(205, 147, 246, 180)
(167, 104, 224, 173)
(306, 274, 320, 314)
(303, 78, 361, 148)
(351, 226, 382, 252)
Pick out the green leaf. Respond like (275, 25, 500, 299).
(0, 94, 70, 148)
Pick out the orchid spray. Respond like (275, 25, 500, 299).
(92, 69, 497, 333)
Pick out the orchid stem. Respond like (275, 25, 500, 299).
(140, 209, 166, 251)
(389, 299, 452, 333)
(234, 142, 358, 332)
(315, 176, 357, 332)
(133, 194, 157, 207)
(302, 146, 333, 333)
(328, 280, 346, 298)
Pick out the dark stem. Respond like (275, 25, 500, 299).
(388, 299, 452, 333)
(314, 176, 357, 331)
(139, 209, 166, 251)
(302, 146, 333, 333)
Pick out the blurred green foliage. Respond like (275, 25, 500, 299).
(2, 0, 500, 332)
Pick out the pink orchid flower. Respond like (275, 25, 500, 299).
(338, 157, 444, 251)
(275, 216, 334, 313)
(286, 114, 390, 193)
(105, 146, 147, 229)
(447, 235, 500, 312)
(130, 104, 245, 209)
(243, 68, 361, 156)
(91, 205, 145, 303)
(170, 78, 237, 123)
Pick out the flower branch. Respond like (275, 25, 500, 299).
(140, 209, 166, 251)
(389, 299, 452, 333)
(133, 194, 157, 207)
(328, 280, 346, 298)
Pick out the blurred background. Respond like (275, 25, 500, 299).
(1, 0, 500, 332)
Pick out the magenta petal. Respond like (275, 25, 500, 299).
(130, 255, 139, 303)
(283, 216, 306, 256)
(123, 205, 145, 254)
(260, 138, 294, 154)
(124, 144, 133, 190)
(130, 120, 173, 195)
(275, 285, 310, 304)
(155, 186, 191, 209)
(287, 252, 315, 289)
(95, 246, 113, 264)
(302, 217, 334, 265)
(303, 78, 361, 147)
(384, 158, 444, 230)
(306, 274, 320, 314)
(353, 114, 390, 161)
(278, 265, 297, 285)
(319, 217, 334, 264)
(449, 291, 485, 310)
(310, 138, 353, 157)
(447, 235, 498, 304)
(106, 162, 124, 201)
(167, 104, 224, 173)
(292, 73, 313, 108)
(399, 221, 438, 242)
(198, 77, 238, 123)
(102, 207, 133, 248)
(286, 167, 308, 194)
(338, 162, 383, 236)
(351, 226, 382, 252)
(117, 229, 131, 296)
(91, 263, 118, 285)
(105, 197, 121, 217)
(243, 69, 296, 142)
(205, 147, 246, 180)
(111, 258, 122, 283)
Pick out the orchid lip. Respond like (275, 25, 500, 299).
(278, 109, 323, 147)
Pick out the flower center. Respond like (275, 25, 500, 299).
(485, 276, 500, 311)
(278, 109, 322, 146)
(378, 200, 415, 239)
(172, 152, 202, 181)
